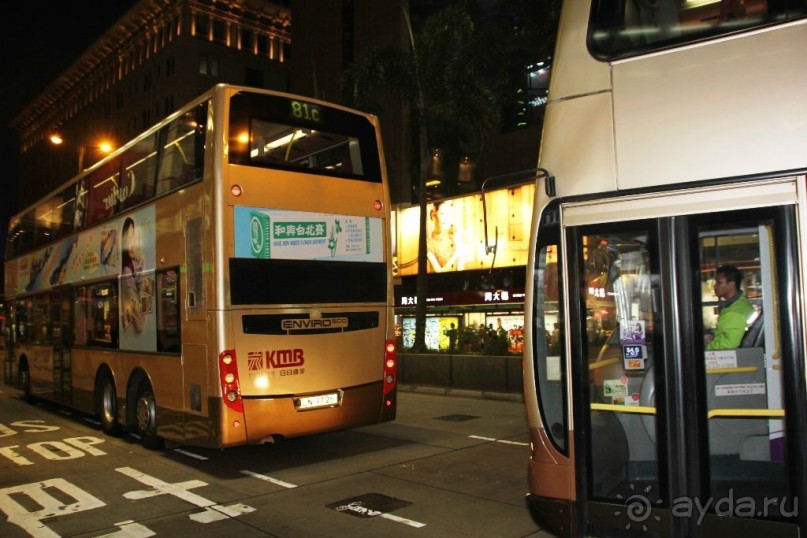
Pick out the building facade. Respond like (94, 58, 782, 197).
(12, 0, 291, 210)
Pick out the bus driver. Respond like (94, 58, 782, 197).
(705, 264, 755, 350)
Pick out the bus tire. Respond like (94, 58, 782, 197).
(97, 374, 122, 436)
(135, 380, 163, 450)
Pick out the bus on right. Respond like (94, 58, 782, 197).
(523, 0, 807, 535)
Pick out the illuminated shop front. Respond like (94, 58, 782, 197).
(392, 184, 534, 352)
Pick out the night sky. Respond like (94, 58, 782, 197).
(0, 1, 137, 256)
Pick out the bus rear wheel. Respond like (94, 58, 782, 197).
(135, 380, 164, 450)
(98, 374, 122, 436)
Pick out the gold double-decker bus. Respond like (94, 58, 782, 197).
(4, 84, 397, 449)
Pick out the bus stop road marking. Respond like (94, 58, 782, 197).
(116, 467, 256, 523)
(97, 520, 156, 537)
(189, 503, 256, 523)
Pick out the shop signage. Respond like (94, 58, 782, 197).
(397, 289, 524, 307)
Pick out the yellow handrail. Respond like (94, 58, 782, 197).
(706, 366, 759, 374)
(707, 408, 785, 419)
(590, 403, 656, 415)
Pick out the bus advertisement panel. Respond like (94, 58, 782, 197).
(234, 207, 384, 262)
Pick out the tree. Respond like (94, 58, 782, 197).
(342, 0, 558, 351)
(343, 3, 499, 351)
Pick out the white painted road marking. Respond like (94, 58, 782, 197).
(0, 437, 106, 466)
(0, 478, 106, 537)
(117, 467, 255, 524)
(173, 448, 208, 460)
(96, 520, 156, 537)
(468, 434, 528, 446)
(380, 512, 427, 528)
(240, 469, 298, 488)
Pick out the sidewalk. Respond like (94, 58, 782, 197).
(397, 383, 524, 403)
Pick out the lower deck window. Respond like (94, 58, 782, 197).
(74, 281, 119, 348)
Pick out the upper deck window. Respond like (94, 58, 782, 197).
(228, 92, 382, 183)
(589, 0, 806, 59)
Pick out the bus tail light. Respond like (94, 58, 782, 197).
(383, 339, 397, 400)
(219, 349, 244, 414)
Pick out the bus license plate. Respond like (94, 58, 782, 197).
(296, 392, 339, 410)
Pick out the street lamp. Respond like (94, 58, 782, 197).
(49, 132, 114, 173)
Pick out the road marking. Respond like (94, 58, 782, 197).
(468, 435, 528, 446)
(379, 512, 427, 528)
(496, 439, 528, 446)
(118, 467, 214, 506)
(189, 503, 256, 523)
(96, 520, 156, 537)
(0, 446, 35, 466)
(240, 469, 298, 489)
(0, 478, 106, 537)
(174, 448, 208, 460)
(117, 467, 256, 524)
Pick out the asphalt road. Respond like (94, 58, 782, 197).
(0, 383, 554, 537)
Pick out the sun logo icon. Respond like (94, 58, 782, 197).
(613, 483, 662, 531)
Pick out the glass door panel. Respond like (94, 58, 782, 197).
(579, 226, 662, 505)
(695, 218, 792, 517)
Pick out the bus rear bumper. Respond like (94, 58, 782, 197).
(241, 381, 389, 442)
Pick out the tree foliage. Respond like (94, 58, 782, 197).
(340, 0, 559, 351)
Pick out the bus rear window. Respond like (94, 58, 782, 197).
(228, 91, 382, 182)
(589, 0, 807, 59)
(247, 120, 364, 177)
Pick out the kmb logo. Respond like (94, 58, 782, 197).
(248, 349, 305, 371)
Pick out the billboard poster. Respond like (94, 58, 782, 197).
(10, 206, 157, 352)
(234, 206, 383, 263)
(13, 206, 155, 296)
(118, 207, 156, 352)
(394, 184, 534, 276)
